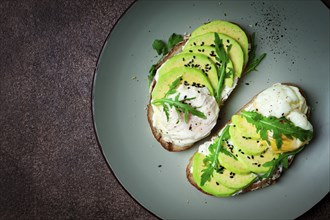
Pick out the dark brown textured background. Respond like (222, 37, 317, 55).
(0, 0, 329, 219)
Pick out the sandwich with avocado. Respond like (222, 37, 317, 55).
(147, 20, 266, 151)
(186, 83, 314, 196)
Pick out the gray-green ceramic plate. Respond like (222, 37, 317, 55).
(93, 1, 329, 219)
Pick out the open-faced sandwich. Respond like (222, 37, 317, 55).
(186, 83, 314, 197)
(147, 20, 266, 151)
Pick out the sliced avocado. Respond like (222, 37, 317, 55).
(185, 46, 235, 87)
(151, 66, 214, 100)
(184, 32, 244, 77)
(192, 153, 237, 197)
(157, 53, 218, 90)
(231, 114, 260, 138)
(191, 20, 249, 66)
(218, 142, 251, 174)
(217, 168, 257, 190)
(229, 125, 268, 155)
(232, 145, 279, 174)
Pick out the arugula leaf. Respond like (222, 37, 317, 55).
(151, 76, 206, 123)
(241, 110, 313, 149)
(261, 147, 304, 179)
(152, 39, 168, 56)
(148, 64, 157, 86)
(165, 75, 182, 97)
(200, 126, 230, 186)
(148, 33, 184, 86)
(167, 33, 184, 50)
(214, 33, 232, 103)
(245, 32, 267, 74)
(221, 147, 238, 161)
(152, 96, 206, 123)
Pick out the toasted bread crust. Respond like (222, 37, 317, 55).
(186, 83, 311, 196)
(147, 37, 194, 152)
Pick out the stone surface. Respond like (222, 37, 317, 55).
(0, 0, 328, 219)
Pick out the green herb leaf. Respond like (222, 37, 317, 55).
(152, 76, 207, 123)
(261, 147, 304, 178)
(220, 147, 238, 161)
(214, 33, 231, 103)
(165, 76, 182, 96)
(148, 64, 157, 86)
(152, 39, 168, 56)
(167, 33, 184, 50)
(152, 96, 206, 123)
(245, 32, 267, 74)
(245, 53, 266, 74)
(148, 33, 183, 86)
(200, 126, 230, 186)
(241, 111, 313, 149)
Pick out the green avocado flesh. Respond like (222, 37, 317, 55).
(184, 32, 244, 78)
(232, 145, 279, 174)
(184, 46, 235, 87)
(191, 20, 249, 66)
(217, 168, 257, 190)
(151, 66, 214, 100)
(191, 111, 285, 196)
(157, 53, 218, 90)
(231, 114, 260, 138)
(218, 142, 251, 174)
(229, 125, 268, 155)
(192, 153, 238, 196)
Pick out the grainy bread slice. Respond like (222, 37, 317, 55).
(147, 37, 192, 152)
(186, 83, 311, 196)
(147, 27, 250, 151)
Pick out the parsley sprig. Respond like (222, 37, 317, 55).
(148, 33, 184, 86)
(261, 147, 304, 179)
(151, 76, 206, 123)
(241, 110, 313, 149)
(214, 33, 234, 103)
(245, 33, 267, 74)
(200, 126, 235, 186)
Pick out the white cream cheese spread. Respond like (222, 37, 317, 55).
(152, 84, 219, 147)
